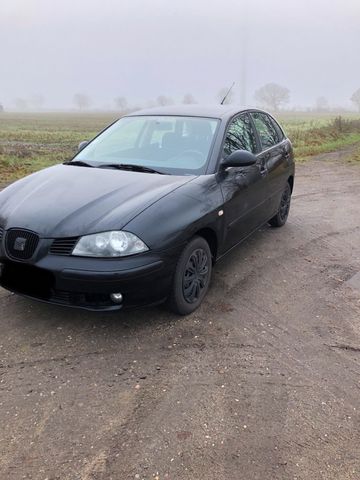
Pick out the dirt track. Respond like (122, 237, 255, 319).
(1, 151, 360, 480)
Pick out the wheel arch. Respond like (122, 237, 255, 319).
(194, 227, 218, 261)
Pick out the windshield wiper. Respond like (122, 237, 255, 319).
(63, 160, 94, 168)
(98, 163, 165, 174)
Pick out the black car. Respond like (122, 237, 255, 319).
(0, 105, 294, 314)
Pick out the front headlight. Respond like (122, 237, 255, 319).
(72, 231, 149, 257)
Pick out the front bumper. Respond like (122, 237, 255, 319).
(0, 247, 181, 311)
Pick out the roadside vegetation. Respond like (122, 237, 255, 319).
(280, 114, 360, 161)
(0, 112, 360, 183)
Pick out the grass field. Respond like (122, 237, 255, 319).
(0, 111, 360, 183)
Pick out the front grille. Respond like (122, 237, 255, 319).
(0, 226, 4, 242)
(5, 229, 39, 260)
(49, 237, 79, 255)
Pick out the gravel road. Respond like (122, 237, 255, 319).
(1, 151, 360, 480)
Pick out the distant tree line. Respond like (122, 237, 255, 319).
(71, 92, 198, 112)
(5, 95, 46, 111)
(2, 86, 360, 113)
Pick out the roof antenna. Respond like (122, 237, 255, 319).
(220, 82, 235, 105)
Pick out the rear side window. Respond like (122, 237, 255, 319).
(223, 114, 257, 156)
(270, 116, 285, 142)
(251, 112, 282, 150)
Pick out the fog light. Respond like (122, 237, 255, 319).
(110, 292, 123, 304)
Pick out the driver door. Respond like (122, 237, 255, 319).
(218, 113, 270, 253)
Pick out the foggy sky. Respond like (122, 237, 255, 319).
(1, 0, 359, 110)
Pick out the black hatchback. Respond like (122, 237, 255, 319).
(0, 105, 294, 314)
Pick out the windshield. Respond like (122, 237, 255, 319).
(73, 115, 219, 175)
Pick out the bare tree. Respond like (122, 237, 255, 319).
(217, 87, 235, 105)
(14, 98, 28, 110)
(315, 96, 329, 112)
(350, 88, 360, 112)
(30, 94, 45, 110)
(157, 95, 173, 106)
(114, 96, 128, 111)
(254, 83, 290, 111)
(182, 93, 197, 104)
(73, 93, 91, 110)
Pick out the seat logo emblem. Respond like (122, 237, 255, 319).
(14, 237, 27, 251)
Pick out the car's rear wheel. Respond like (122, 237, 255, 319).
(168, 236, 212, 315)
(269, 182, 292, 228)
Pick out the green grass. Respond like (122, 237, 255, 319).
(0, 112, 117, 183)
(279, 115, 360, 160)
(0, 111, 360, 183)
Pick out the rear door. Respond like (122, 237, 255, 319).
(218, 113, 269, 253)
(250, 112, 290, 216)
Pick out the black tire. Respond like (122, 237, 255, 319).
(168, 236, 212, 315)
(269, 182, 292, 228)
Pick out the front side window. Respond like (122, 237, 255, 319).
(74, 115, 219, 175)
(223, 114, 257, 156)
(251, 112, 281, 150)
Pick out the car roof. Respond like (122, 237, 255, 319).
(125, 104, 266, 121)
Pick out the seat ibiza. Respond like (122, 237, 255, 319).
(0, 105, 294, 314)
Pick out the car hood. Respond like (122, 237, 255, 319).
(0, 165, 195, 237)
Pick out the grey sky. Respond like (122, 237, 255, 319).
(1, 0, 359, 109)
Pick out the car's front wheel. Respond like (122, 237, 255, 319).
(168, 236, 212, 315)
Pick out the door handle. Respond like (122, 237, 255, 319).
(258, 153, 269, 175)
(259, 158, 267, 175)
(282, 147, 290, 160)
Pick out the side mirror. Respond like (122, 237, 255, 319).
(78, 140, 89, 151)
(221, 149, 257, 169)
